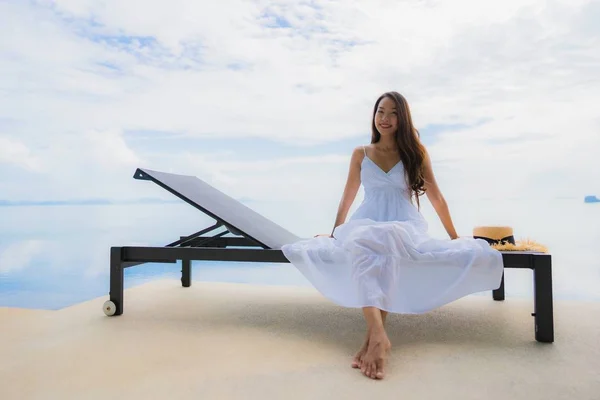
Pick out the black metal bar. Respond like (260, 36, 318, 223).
(184, 236, 264, 248)
(167, 222, 222, 247)
(122, 246, 289, 263)
(493, 272, 505, 301)
(533, 255, 554, 343)
(186, 230, 230, 248)
(501, 252, 535, 269)
(122, 224, 226, 268)
(122, 258, 178, 267)
(181, 259, 191, 287)
(109, 247, 124, 316)
(122, 259, 177, 268)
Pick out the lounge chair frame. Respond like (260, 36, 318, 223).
(107, 168, 554, 344)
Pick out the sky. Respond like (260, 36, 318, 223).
(1, 0, 599, 209)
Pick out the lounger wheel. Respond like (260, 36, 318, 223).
(103, 300, 117, 316)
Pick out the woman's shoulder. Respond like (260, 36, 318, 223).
(351, 144, 372, 155)
(351, 144, 371, 159)
(348, 145, 370, 166)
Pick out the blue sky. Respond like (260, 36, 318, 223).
(0, 0, 599, 207)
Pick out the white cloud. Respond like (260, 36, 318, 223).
(0, 0, 599, 203)
(0, 136, 41, 171)
(83, 129, 143, 168)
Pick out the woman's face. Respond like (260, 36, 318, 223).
(374, 96, 398, 136)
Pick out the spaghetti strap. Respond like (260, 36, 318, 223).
(363, 145, 367, 157)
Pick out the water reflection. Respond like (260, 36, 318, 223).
(1, 199, 599, 310)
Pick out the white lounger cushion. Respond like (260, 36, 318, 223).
(136, 168, 302, 249)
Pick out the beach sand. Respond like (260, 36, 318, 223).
(1, 280, 599, 399)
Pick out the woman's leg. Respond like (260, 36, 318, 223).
(381, 310, 388, 324)
(351, 309, 389, 369)
(357, 307, 391, 379)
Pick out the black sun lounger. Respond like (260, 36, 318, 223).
(104, 168, 554, 343)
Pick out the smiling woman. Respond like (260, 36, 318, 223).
(281, 91, 505, 381)
(370, 92, 428, 210)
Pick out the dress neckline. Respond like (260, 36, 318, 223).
(363, 155, 402, 175)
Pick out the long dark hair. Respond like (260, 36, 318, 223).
(371, 91, 427, 209)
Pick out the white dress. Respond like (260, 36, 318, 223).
(281, 147, 504, 314)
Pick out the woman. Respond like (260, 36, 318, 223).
(281, 91, 504, 380)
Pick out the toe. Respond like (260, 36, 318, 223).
(376, 364, 385, 379)
(371, 365, 378, 379)
(376, 357, 386, 379)
(368, 362, 377, 379)
(363, 363, 371, 378)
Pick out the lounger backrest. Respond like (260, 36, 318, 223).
(135, 168, 301, 249)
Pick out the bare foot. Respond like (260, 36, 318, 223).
(360, 330, 391, 380)
(351, 336, 369, 369)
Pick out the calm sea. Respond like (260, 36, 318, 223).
(1, 197, 599, 309)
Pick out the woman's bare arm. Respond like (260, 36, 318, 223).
(329, 147, 364, 236)
(422, 149, 459, 239)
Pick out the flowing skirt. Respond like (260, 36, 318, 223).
(281, 218, 504, 314)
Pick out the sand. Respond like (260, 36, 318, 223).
(1, 280, 599, 399)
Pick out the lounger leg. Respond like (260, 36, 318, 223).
(181, 259, 192, 287)
(533, 255, 554, 343)
(493, 272, 505, 301)
(109, 247, 124, 316)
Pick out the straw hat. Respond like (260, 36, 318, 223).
(473, 226, 548, 253)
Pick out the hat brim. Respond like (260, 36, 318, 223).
(490, 238, 548, 253)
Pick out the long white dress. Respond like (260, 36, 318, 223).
(281, 147, 504, 314)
